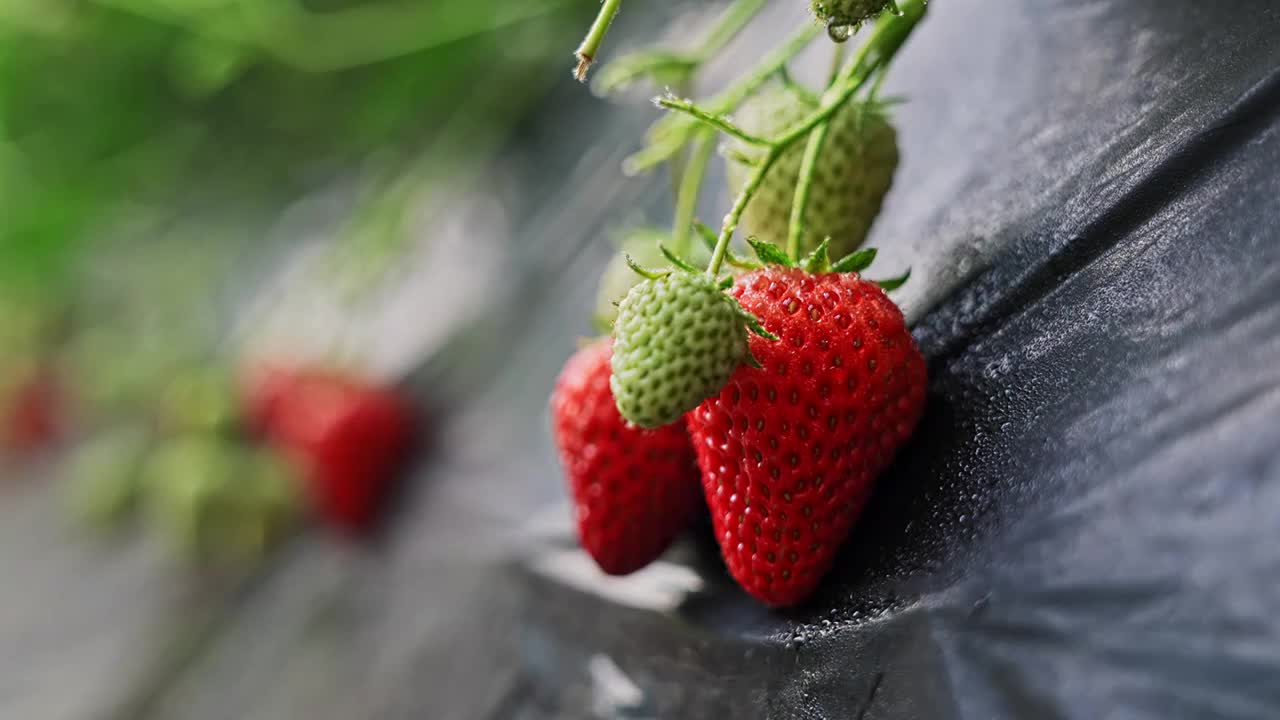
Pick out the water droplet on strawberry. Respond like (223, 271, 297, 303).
(827, 22, 855, 43)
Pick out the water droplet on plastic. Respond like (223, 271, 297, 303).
(827, 23, 854, 43)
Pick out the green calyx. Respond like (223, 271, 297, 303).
(594, 227, 713, 333)
(745, 236, 910, 290)
(810, 0, 894, 30)
(610, 257, 774, 429)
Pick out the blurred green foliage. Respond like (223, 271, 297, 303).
(0, 0, 580, 294)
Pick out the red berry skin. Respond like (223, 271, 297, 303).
(1, 365, 63, 454)
(239, 363, 302, 436)
(551, 339, 702, 576)
(249, 368, 415, 534)
(687, 268, 926, 606)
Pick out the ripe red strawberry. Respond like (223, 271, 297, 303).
(240, 362, 303, 435)
(551, 338, 702, 575)
(245, 366, 415, 534)
(686, 257, 925, 606)
(1, 362, 63, 455)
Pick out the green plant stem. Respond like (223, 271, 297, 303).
(575, 0, 624, 81)
(706, 23, 822, 117)
(624, 23, 819, 175)
(704, 0, 926, 276)
(707, 150, 783, 277)
(786, 122, 830, 260)
(594, 0, 767, 95)
(826, 42, 846, 88)
(671, 129, 715, 256)
(658, 96, 770, 145)
(777, 66, 820, 105)
(697, 0, 769, 59)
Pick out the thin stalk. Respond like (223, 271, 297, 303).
(672, 130, 716, 256)
(625, 23, 819, 175)
(826, 42, 846, 88)
(666, 78, 695, 200)
(707, 150, 784, 276)
(707, 23, 821, 114)
(704, 0, 926, 275)
(575, 0, 624, 81)
(697, 0, 769, 59)
(657, 96, 771, 145)
(786, 122, 830, 260)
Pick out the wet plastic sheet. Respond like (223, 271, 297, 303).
(514, 0, 1280, 717)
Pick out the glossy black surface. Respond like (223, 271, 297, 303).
(512, 0, 1280, 717)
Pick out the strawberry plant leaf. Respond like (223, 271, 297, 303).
(874, 267, 911, 290)
(624, 254, 672, 280)
(733, 301, 779, 341)
(801, 237, 832, 274)
(696, 222, 761, 269)
(747, 237, 794, 267)
(832, 247, 878, 273)
(658, 244, 701, 274)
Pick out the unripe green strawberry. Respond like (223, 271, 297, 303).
(810, 0, 891, 29)
(611, 272, 750, 429)
(595, 228, 671, 329)
(725, 83, 898, 259)
(595, 228, 710, 329)
(142, 434, 236, 558)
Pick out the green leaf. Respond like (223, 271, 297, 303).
(733, 302, 778, 341)
(747, 237, 794, 267)
(658, 244, 700, 274)
(832, 247, 878, 273)
(695, 222, 760, 269)
(875, 267, 911, 291)
(801, 237, 831, 274)
(718, 275, 734, 290)
(724, 147, 764, 167)
(625, 254, 671, 280)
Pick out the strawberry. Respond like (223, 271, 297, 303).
(611, 263, 774, 428)
(594, 228, 673, 330)
(686, 242, 925, 606)
(0, 362, 63, 455)
(246, 367, 415, 534)
(239, 362, 303, 435)
(724, 83, 898, 259)
(810, 0, 892, 29)
(551, 339, 702, 575)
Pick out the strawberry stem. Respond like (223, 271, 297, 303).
(593, 0, 767, 94)
(658, 95, 771, 146)
(698, 0, 770, 59)
(826, 42, 847, 89)
(624, 24, 820, 175)
(672, 129, 716, 256)
(575, 0, 624, 82)
(705, 0, 926, 276)
(786, 122, 830, 260)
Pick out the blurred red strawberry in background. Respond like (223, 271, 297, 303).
(242, 364, 416, 535)
(1, 362, 64, 455)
